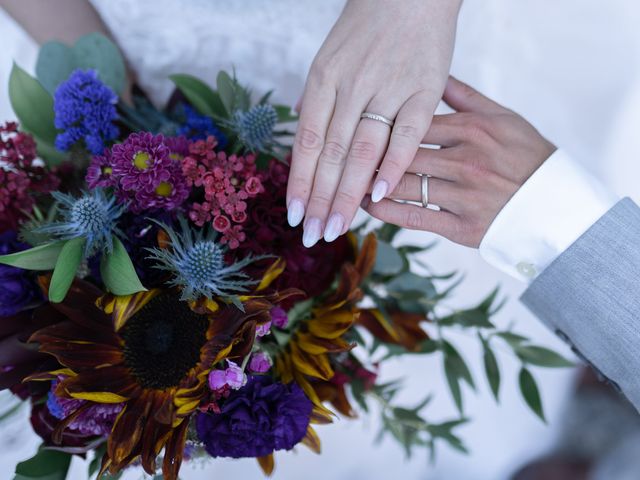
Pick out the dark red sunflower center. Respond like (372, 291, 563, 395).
(120, 293, 209, 390)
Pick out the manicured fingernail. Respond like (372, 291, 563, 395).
(324, 213, 344, 243)
(371, 180, 388, 203)
(287, 198, 305, 227)
(302, 218, 322, 248)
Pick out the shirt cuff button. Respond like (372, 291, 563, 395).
(516, 261, 537, 279)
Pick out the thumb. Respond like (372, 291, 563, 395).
(443, 76, 506, 114)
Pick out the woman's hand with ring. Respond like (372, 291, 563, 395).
(286, 0, 463, 247)
(362, 77, 557, 248)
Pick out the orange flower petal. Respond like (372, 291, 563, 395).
(257, 453, 275, 476)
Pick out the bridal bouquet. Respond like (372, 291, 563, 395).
(0, 34, 571, 480)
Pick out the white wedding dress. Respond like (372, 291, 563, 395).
(1, 1, 640, 479)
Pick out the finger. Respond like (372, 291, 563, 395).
(443, 76, 506, 114)
(370, 174, 460, 210)
(406, 148, 461, 181)
(303, 93, 367, 247)
(371, 93, 433, 205)
(362, 196, 461, 239)
(287, 82, 336, 227)
(323, 104, 396, 242)
(420, 114, 466, 147)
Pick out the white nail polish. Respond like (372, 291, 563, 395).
(324, 213, 344, 243)
(302, 218, 322, 248)
(371, 180, 388, 203)
(287, 199, 305, 227)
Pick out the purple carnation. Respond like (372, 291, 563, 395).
(47, 383, 123, 436)
(196, 376, 312, 458)
(53, 69, 119, 155)
(110, 132, 189, 213)
(0, 231, 42, 316)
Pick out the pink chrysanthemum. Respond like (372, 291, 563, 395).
(183, 136, 263, 249)
(108, 132, 189, 213)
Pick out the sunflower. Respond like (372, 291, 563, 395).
(28, 273, 295, 479)
(275, 233, 377, 424)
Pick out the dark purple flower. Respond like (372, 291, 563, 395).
(196, 376, 312, 458)
(85, 148, 115, 189)
(53, 69, 119, 155)
(110, 132, 189, 213)
(0, 231, 42, 316)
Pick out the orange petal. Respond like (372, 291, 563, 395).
(290, 343, 334, 381)
(97, 289, 161, 331)
(296, 332, 353, 355)
(301, 426, 322, 454)
(256, 258, 286, 292)
(257, 453, 275, 476)
(307, 311, 355, 339)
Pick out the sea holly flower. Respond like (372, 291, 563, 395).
(36, 188, 125, 257)
(231, 104, 277, 152)
(53, 69, 119, 155)
(146, 217, 264, 301)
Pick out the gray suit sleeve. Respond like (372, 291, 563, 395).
(521, 198, 640, 410)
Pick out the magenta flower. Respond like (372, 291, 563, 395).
(86, 148, 115, 188)
(270, 306, 289, 329)
(208, 361, 246, 392)
(248, 352, 272, 373)
(109, 132, 189, 213)
(255, 321, 272, 338)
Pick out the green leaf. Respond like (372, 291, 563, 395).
(273, 104, 298, 123)
(519, 367, 545, 422)
(495, 331, 528, 348)
(373, 240, 404, 275)
(35, 41, 76, 96)
(170, 73, 226, 117)
(100, 237, 146, 296)
(438, 308, 494, 329)
(386, 272, 437, 299)
(32, 133, 67, 166)
(0, 240, 67, 270)
(14, 446, 71, 480)
(443, 341, 475, 413)
(73, 33, 126, 94)
(216, 70, 236, 114)
(481, 337, 501, 401)
(9, 63, 57, 144)
(49, 238, 85, 303)
(516, 345, 574, 368)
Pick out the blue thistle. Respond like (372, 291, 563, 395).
(36, 188, 126, 256)
(146, 217, 267, 301)
(232, 104, 277, 152)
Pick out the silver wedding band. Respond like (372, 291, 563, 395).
(420, 174, 430, 208)
(360, 112, 395, 127)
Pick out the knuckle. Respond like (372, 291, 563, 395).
(349, 140, 377, 162)
(295, 127, 324, 152)
(334, 189, 360, 207)
(403, 210, 425, 229)
(395, 174, 410, 195)
(308, 190, 333, 207)
(392, 124, 420, 141)
(318, 141, 348, 167)
(461, 155, 490, 180)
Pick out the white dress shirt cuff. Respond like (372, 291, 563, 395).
(479, 149, 619, 282)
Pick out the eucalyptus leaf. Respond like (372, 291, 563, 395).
(519, 367, 545, 422)
(49, 237, 85, 303)
(516, 345, 574, 368)
(0, 240, 66, 270)
(444, 358, 463, 413)
(481, 337, 501, 401)
(14, 447, 71, 480)
(386, 271, 437, 298)
(35, 41, 76, 96)
(31, 133, 67, 166)
(100, 237, 146, 296)
(9, 63, 57, 144)
(73, 33, 126, 94)
(216, 71, 236, 114)
(373, 240, 404, 275)
(273, 104, 298, 122)
(438, 308, 494, 329)
(170, 73, 225, 117)
(495, 331, 528, 348)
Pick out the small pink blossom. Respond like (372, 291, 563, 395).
(208, 361, 246, 392)
(270, 307, 289, 329)
(256, 321, 272, 338)
(248, 352, 272, 373)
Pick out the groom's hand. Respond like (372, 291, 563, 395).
(287, 0, 462, 247)
(362, 77, 557, 248)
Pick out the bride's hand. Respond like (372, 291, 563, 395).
(362, 77, 556, 248)
(287, 0, 462, 247)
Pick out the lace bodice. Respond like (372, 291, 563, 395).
(90, 0, 346, 106)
